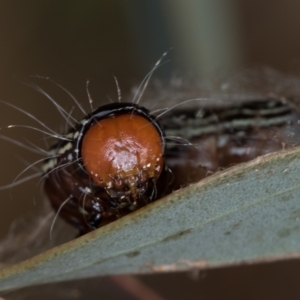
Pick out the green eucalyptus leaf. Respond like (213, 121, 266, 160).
(1, 146, 300, 291)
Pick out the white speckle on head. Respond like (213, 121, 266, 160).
(147, 163, 151, 168)
(107, 181, 112, 188)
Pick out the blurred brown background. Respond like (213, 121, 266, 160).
(1, 1, 300, 299)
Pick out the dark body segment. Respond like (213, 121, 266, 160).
(162, 99, 300, 189)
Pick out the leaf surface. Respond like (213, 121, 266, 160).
(1, 147, 300, 291)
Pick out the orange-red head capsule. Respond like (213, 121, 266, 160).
(81, 113, 164, 198)
(73, 102, 166, 202)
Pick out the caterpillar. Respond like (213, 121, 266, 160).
(2, 68, 300, 237)
(42, 94, 300, 235)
